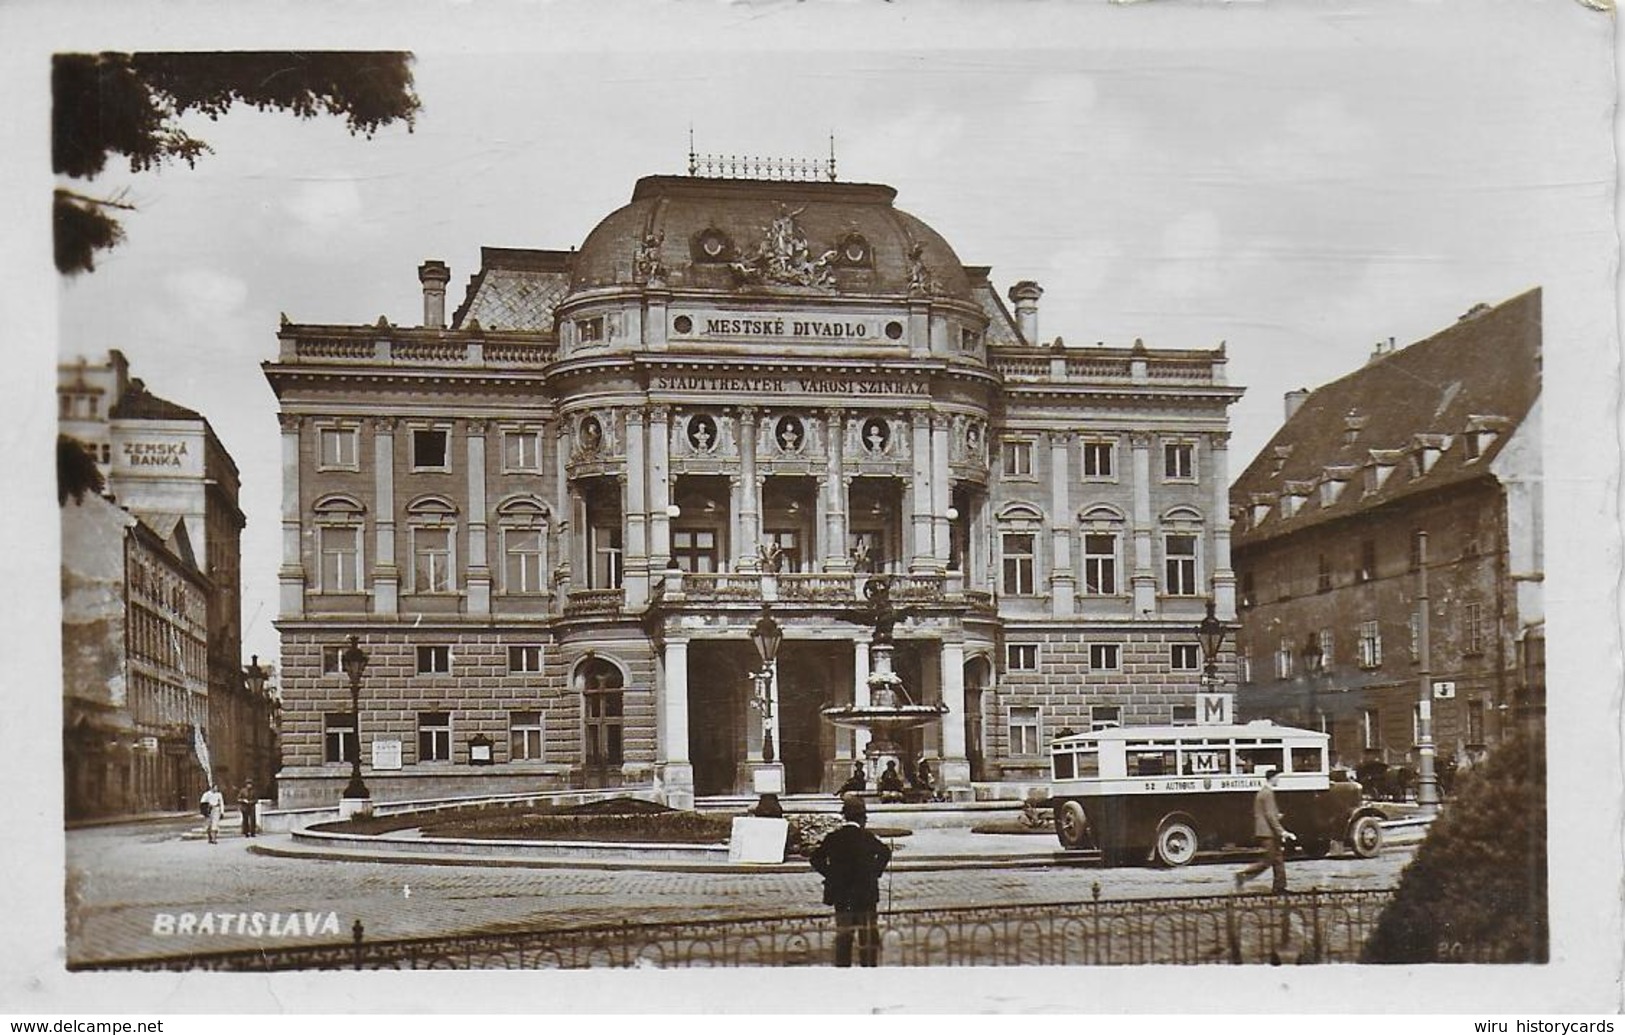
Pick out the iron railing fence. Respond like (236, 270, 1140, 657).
(72, 889, 1396, 971)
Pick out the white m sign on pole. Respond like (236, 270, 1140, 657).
(1197, 692, 1234, 725)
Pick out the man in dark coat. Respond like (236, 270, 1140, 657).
(1235, 767, 1291, 893)
(809, 794, 893, 967)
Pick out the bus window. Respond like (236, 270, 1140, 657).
(1055, 751, 1075, 780)
(1183, 749, 1227, 775)
(1239, 747, 1285, 774)
(1290, 746, 1325, 774)
(1075, 750, 1099, 778)
(1132, 750, 1176, 776)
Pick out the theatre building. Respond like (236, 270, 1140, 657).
(265, 168, 1243, 808)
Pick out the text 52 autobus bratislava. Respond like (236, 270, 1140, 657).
(1046, 720, 1386, 867)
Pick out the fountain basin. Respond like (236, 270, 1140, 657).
(820, 703, 948, 736)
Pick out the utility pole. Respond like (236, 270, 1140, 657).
(1415, 531, 1440, 812)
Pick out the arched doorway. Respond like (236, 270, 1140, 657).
(964, 654, 992, 782)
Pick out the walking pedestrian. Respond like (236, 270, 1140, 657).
(1235, 768, 1291, 893)
(199, 784, 224, 845)
(237, 779, 258, 838)
(809, 794, 892, 967)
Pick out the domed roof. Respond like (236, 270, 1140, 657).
(569, 175, 973, 301)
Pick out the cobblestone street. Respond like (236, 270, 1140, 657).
(66, 817, 1417, 965)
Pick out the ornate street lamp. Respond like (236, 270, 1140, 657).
(1197, 598, 1227, 688)
(341, 635, 370, 800)
(750, 606, 783, 763)
(244, 655, 267, 787)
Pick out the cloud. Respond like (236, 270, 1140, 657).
(162, 268, 249, 324)
(280, 178, 366, 234)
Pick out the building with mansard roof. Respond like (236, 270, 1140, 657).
(1228, 288, 1543, 770)
(264, 167, 1245, 808)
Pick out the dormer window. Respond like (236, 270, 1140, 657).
(1279, 480, 1314, 518)
(1411, 434, 1449, 476)
(1319, 465, 1356, 507)
(1249, 493, 1273, 527)
(1269, 445, 1293, 477)
(1463, 415, 1508, 462)
(1364, 449, 1404, 496)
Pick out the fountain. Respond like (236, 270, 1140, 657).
(821, 577, 949, 794)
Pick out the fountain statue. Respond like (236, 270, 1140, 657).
(822, 577, 949, 795)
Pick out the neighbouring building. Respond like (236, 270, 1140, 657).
(61, 487, 211, 818)
(1228, 289, 1543, 768)
(264, 163, 1245, 809)
(58, 354, 268, 809)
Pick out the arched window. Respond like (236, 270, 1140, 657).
(997, 503, 1045, 597)
(496, 496, 550, 595)
(1160, 505, 1205, 597)
(576, 656, 625, 767)
(1078, 504, 1126, 596)
(407, 495, 459, 594)
(312, 494, 366, 593)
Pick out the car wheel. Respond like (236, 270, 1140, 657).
(1153, 817, 1199, 867)
(1348, 814, 1384, 858)
(1055, 800, 1092, 850)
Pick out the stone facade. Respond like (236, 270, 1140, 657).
(266, 172, 1243, 808)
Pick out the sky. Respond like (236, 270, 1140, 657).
(4, 0, 1622, 1011)
(38, 0, 1614, 667)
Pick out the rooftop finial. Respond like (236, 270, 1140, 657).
(829, 131, 838, 182)
(687, 125, 697, 177)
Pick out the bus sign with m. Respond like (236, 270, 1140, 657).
(1197, 692, 1234, 725)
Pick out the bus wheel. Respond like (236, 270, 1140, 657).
(1348, 814, 1384, 858)
(1055, 800, 1091, 850)
(1153, 817, 1199, 867)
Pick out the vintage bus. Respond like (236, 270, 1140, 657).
(1047, 720, 1386, 867)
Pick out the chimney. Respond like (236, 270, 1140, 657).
(418, 260, 451, 329)
(1284, 388, 1310, 421)
(1008, 280, 1043, 345)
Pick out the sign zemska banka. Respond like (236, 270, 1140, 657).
(116, 435, 202, 475)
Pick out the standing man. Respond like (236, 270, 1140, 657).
(1235, 767, 1291, 893)
(237, 779, 258, 838)
(810, 794, 893, 967)
(199, 784, 224, 845)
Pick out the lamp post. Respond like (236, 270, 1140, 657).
(750, 606, 783, 763)
(1197, 597, 1227, 690)
(340, 635, 370, 801)
(244, 655, 267, 788)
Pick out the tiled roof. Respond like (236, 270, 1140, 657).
(1232, 287, 1540, 544)
(967, 268, 1024, 348)
(453, 248, 572, 332)
(109, 380, 203, 422)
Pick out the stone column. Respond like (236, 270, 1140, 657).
(569, 483, 588, 588)
(648, 406, 673, 572)
(738, 408, 760, 570)
(466, 420, 491, 615)
(624, 409, 649, 607)
(939, 640, 971, 796)
(658, 637, 694, 810)
(276, 414, 305, 617)
(556, 423, 573, 594)
(824, 410, 850, 571)
(1209, 431, 1237, 620)
(814, 474, 829, 569)
(909, 412, 934, 573)
(931, 414, 952, 570)
(728, 476, 744, 572)
(1130, 433, 1157, 616)
(1050, 432, 1076, 616)
(372, 417, 399, 614)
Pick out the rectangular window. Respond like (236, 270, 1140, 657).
(1238, 650, 1253, 685)
(1317, 553, 1331, 593)
(321, 645, 342, 675)
(847, 531, 886, 574)
(505, 529, 544, 593)
(1090, 705, 1122, 731)
(1083, 533, 1117, 595)
(1163, 442, 1195, 481)
(1002, 533, 1036, 595)
(593, 524, 624, 588)
(1316, 628, 1334, 672)
(577, 316, 605, 343)
(1171, 704, 1197, 725)
(672, 528, 719, 573)
(324, 713, 357, 764)
(416, 645, 451, 675)
(1276, 636, 1294, 680)
(584, 692, 624, 766)
(417, 712, 451, 762)
(1082, 441, 1115, 479)
(1170, 643, 1200, 671)
(510, 711, 544, 762)
(1002, 440, 1033, 478)
(1362, 709, 1380, 750)
(1462, 602, 1484, 655)
(761, 529, 802, 573)
(1089, 643, 1121, 671)
(1240, 571, 1255, 609)
(320, 526, 361, 592)
(508, 645, 543, 673)
(319, 427, 359, 469)
(502, 430, 541, 471)
(1009, 706, 1041, 756)
(1006, 643, 1038, 672)
(1358, 540, 1377, 583)
(412, 428, 450, 470)
(1164, 534, 1197, 596)
(414, 528, 453, 592)
(1467, 699, 1485, 745)
(1358, 620, 1383, 669)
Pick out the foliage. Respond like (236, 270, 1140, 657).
(1361, 726, 1548, 963)
(57, 435, 105, 505)
(52, 51, 419, 273)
